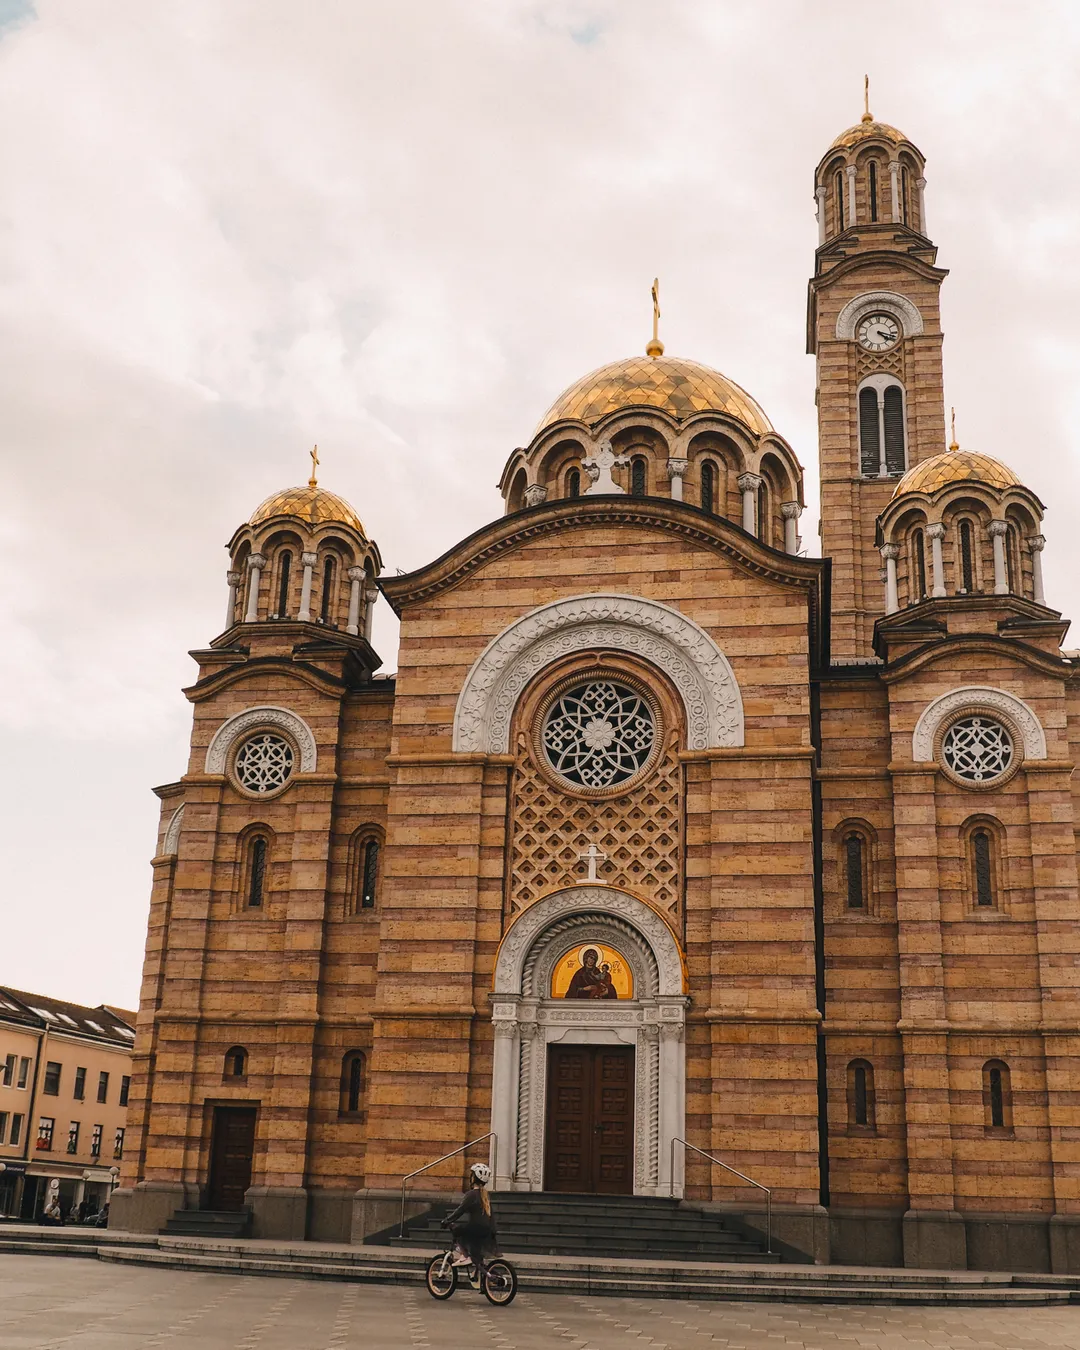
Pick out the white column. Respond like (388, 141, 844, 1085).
(225, 570, 240, 629)
(988, 519, 1010, 595)
(815, 185, 827, 243)
(889, 160, 901, 223)
(665, 457, 688, 502)
(244, 553, 265, 623)
(490, 1018, 519, 1192)
(927, 524, 946, 597)
(656, 1017, 686, 1199)
(781, 501, 802, 555)
(916, 176, 927, 233)
(845, 164, 858, 226)
(737, 472, 761, 535)
(297, 551, 317, 622)
(345, 566, 364, 635)
(1029, 534, 1046, 604)
(881, 544, 900, 614)
(364, 584, 377, 640)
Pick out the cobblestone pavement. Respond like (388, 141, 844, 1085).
(3, 1255, 1080, 1349)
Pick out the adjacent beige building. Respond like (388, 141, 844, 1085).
(0, 988, 136, 1221)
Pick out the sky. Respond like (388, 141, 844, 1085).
(1, 0, 1079, 1009)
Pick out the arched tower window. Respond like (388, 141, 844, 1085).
(224, 1046, 247, 1079)
(567, 468, 581, 499)
(883, 386, 906, 474)
(700, 460, 715, 515)
(247, 836, 268, 909)
(983, 1060, 1012, 1131)
(844, 833, 865, 909)
(276, 551, 292, 618)
(971, 828, 995, 908)
(912, 528, 927, 600)
(859, 387, 880, 476)
(320, 555, 336, 624)
(901, 165, 910, 226)
(959, 519, 975, 592)
(630, 456, 647, 497)
(340, 1050, 365, 1116)
(360, 838, 380, 910)
(847, 1059, 876, 1131)
(1005, 524, 1019, 594)
(868, 161, 879, 222)
(756, 480, 769, 542)
(835, 169, 845, 230)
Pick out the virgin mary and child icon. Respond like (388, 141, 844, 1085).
(564, 947, 619, 1000)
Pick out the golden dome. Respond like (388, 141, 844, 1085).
(892, 451, 1022, 499)
(536, 355, 773, 437)
(250, 484, 366, 535)
(829, 118, 910, 151)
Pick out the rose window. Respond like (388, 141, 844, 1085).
(542, 681, 655, 789)
(941, 716, 1013, 784)
(234, 733, 295, 793)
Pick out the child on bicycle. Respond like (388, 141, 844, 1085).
(443, 1162, 498, 1272)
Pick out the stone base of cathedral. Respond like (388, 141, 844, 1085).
(109, 1181, 200, 1235)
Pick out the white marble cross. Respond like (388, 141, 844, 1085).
(582, 441, 629, 495)
(577, 841, 607, 883)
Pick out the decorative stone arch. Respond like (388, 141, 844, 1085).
(490, 886, 688, 1198)
(911, 686, 1046, 763)
(453, 593, 744, 754)
(836, 290, 925, 341)
(204, 705, 318, 775)
(162, 804, 185, 857)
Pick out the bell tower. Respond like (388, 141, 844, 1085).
(808, 99, 949, 659)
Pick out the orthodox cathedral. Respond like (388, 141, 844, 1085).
(114, 107, 1080, 1273)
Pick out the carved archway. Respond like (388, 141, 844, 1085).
(204, 705, 318, 774)
(911, 686, 1046, 763)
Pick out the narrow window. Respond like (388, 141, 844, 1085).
(43, 1062, 61, 1096)
(320, 556, 336, 623)
(90, 1124, 102, 1157)
(757, 481, 769, 541)
(984, 1060, 1011, 1130)
(901, 165, 910, 225)
(277, 551, 292, 618)
(18, 1057, 30, 1088)
(700, 460, 715, 515)
(845, 834, 865, 909)
(989, 1067, 1004, 1126)
(868, 161, 879, 222)
(0, 1112, 6, 1144)
(972, 829, 994, 907)
(97, 1072, 109, 1104)
(1005, 525, 1018, 593)
(859, 387, 881, 475)
(883, 386, 906, 474)
(341, 1051, 365, 1115)
(835, 170, 845, 230)
(73, 1067, 86, 1101)
(567, 468, 581, 499)
(1, 1054, 12, 1087)
(854, 1065, 869, 1125)
(847, 1059, 876, 1131)
(114, 1127, 125, 1160)
(913, 529, 927, 600)
(119, 1075, 130, 1107)
(225, 1046, 247, 1079)
(959, 520, 975, 592)
(10, 1114, 22, 1146)
(67, 1121, 79, 1155)
(630, 457, 647, 497)
(37, 1117, 54, 1151)
(361, 839, 380, 909)
(248, 836, 268, 908)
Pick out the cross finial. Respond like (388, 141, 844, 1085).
(308, 444, 320, 488)
(862, 74, 872, 123)
(949, 408, 958, 452)
(646, 277, 664, 357)
(577, 841, 608, 884)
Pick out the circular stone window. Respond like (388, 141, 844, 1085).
(940, 715, 1014, 786)
(233, 732, 295, 795)
(541, 679, 657, 791)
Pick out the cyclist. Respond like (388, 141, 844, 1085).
(443, 1162, 497, 1273)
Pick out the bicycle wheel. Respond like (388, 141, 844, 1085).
(482, 1258, 518, 1306)
(426, 1253, 457, 1299)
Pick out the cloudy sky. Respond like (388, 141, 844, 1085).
(1, 0, 1078, 1009)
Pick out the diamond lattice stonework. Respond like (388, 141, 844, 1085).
(941, 716, 1013, 784)
(543, 682, 655, 789)
(234, 733, 295, 793)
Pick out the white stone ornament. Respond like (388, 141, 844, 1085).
(582, 441, 630, 495)
(234, 733, 295, 793)
(941, 716, 1013, 783)
(205, 706, 318, 775)
(911, 686, 1046, 764)
(543, 680, 655, 788)
(162, 804, 185, 857)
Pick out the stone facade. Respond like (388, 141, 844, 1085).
(113, 113, 1080, 1273)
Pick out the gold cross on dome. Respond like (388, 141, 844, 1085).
(646, 278, 664, 357)
(863, 74, 872, 122)
(309, 444, 319, 487)
(949, 408, 959, 452)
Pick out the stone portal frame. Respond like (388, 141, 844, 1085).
(911, 686, 1046, 764)
(835, 289, 925, 341)
(489, 886, 688, 1198)
(453, 592, 744, 754)
(204, 706, 318, 775)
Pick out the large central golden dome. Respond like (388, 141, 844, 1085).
(536, 355, 773, 438)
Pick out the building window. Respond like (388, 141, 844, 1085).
(234, 735, 294, 795)
(340, 1050, 365, 1116)
(983, 1060, 1012, 1131)
(757, 481, 769, 541)
(847, 1059, 876, 1131)
(913, 529, 927, 600)
(37, 1117, 54, 1151)
(97, 1072, 109, 1104)
(859, 387, 880, 475)
(883, 386, 905, 474)
(90, 1124, 103, 1157)
(1005, 524, 1019, 593)
(276, 550, 292, 618)
(10, 1114, 22, 1146)
(74, 1067, 86, 1101)
(959, 519, 975, 592)
(1, 1054, 12, 1087)
(868, 160, 879, 222)
(835, 169, 845, 229)
(901, 165, 910, 225)
(567, 468, 581, 499)
(844, 834, 865, 909)
(247, 836, 268, 908)
(67, 1121, 79, 1155)
(224, 1046, 247, 1079)
(972, 829, 995, 906)
(361, 839, 380, 909)
(17, 1057, 30, 1089)
(0, 1112, 7, 1144)
(114, 1128, 125, 1160)
(43, 1062, 61, 1096)
(120, 1075, 130, 1107)
(942, 717, 1014, 786)
(630, 457, 647, 497)
(700, 460, 716, 515)
(321, 555, 336, 623)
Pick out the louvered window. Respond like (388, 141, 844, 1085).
(859, 388, 880, 475)
(883, 386, 905, 473)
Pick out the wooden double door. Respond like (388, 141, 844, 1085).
(543, 1045, 634, 1194)
(207, 1106, 256, 1211)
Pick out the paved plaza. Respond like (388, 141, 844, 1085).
(2, 1256, 1080, 1350)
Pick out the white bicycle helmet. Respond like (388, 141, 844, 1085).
(469, 1162, 492, 1186)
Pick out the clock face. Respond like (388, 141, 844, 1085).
(857, 312, 900, 351)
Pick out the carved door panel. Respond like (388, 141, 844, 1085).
(544, 1045, 634, 1194)
(207, 1106, 256, 1212)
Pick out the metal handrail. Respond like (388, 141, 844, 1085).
(399, 1132, 498, 1238)
(669, 1137, 772, 1254)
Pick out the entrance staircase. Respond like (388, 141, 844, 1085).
(383, 1191, 778, 1263)
(160, 1208, 251, 1239)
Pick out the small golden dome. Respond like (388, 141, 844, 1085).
(536, 355, 773, 437)
(829, 119, 910, 151)
(892, 451, 1022, 499)
(249, 484, 366, 535)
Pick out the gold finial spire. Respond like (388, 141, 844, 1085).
(862, 73, 872, 123)
(646, 277, 664, 357)
(308, 444, 320, 487)
(949, 408, 959, 452)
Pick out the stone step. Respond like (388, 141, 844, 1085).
(160, 1208, 251, 1238)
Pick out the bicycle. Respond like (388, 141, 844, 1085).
(425, 1243, 518, 1306)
